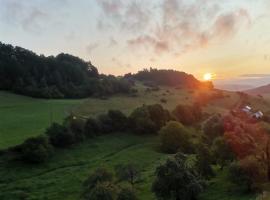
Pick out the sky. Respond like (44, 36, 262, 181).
(0, 0, 270, 87)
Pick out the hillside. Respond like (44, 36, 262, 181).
(245, 84, 270, 95)
(1, 83, 270, 199)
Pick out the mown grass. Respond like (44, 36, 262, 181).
(0, 133, 167, 200)
(0, 91, 83, 149)
(0, 88, 264, 200)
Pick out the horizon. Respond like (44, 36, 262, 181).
(1, 0, 270, 88)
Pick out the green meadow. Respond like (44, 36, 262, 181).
(0, 88, 262, 199)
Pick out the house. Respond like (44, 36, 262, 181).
(242, 105, 252, 114)
(253, 111, 264, 119)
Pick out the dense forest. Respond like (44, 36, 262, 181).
(126, 68, 213, 89)
(0, 42, 212, 99)
(0, 42, 133, 98)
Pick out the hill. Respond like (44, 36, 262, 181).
(0, 42, 132, 98)
(1, 84, 269, 199)
(245, 84, 270, 95)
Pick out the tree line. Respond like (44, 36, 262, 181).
(0, 42, 133, 98)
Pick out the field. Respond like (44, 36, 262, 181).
(0, 91, 83, 149)
(0, 87, 267, 200)
(0, 133, 256, 200)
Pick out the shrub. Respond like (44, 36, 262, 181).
(152, 153, 204, 200)
(159, 121, 192, 154)
(212, 136, 234, 169)
(84, 117, 101, 137)
(203, 114, 224, 143)
(19, 135, 54, 163)
(129, 104, 170, 134)
(83, 168, 113, 192)
(228, 162, 252, 192)
(85, 182, 116, 200)
(45, 123, 75, 147)
(115, 163, 140, 185)
(195, 144, 214, 178)
(65, 116, 85, 142)
(117, 186, 138, 200)
(172, 103, 202, 126)
(107, 110, 128, 131)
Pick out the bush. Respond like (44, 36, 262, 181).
(115, 163, 140, 185)
(203, 115, 224, 143)
(195, 144, 214, 178)
(212, 136, 234, 169)
(18, 135, 54, 163)
(117, 186, 138, 200)
(228, 162, 252, 192)
(152, 153, 204, 200)
(172, 103, 202, 126)
(129, 104, 170, 134)
(83, 168, 113, 192)
(84, 117, 101, 137)
(85, 182, 116, 200)
(97, 110, 128, 134)
(159, 121, 192, 154)
(45, 123, 75, 147)
(65, 116, 85, 142)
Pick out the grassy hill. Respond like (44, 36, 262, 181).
(1, 85, 269, 200)
(245, 84, 270, 95)
(0, 91, 83, 149)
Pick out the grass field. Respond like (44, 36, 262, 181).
(0, 88, 266, 200)
(0, 91, 83, 149)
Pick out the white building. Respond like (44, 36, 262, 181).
(253, 111, 264, 119)
(242, 106, 252, 114)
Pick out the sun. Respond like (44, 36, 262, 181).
(203, 73, 213, 81)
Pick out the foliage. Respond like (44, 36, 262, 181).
(115, 163, 140, 185)
(45, 123, 75, 147)
(212, 136, 234, 169)
(129, 104, 171, 134)
(130, 68, 212, 89)
(83, 168, 113, 192)
(0, 42, 132, 98)
(84, 117, 101, 137)
(84, 182, 116, 200)
(117, 186, 138, 200)
(172, 103, 203, 126)
(159, 121, 193, 154)
(152, 153, 204, 200)
(203, 114, 224, 143)
(16, 135, 54, 163)
(228, 162, 252, 192)
(195, 144, 214, 178)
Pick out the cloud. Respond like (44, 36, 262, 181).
(96, 0, 251, 55)
(86, 43, 99, 55)
(240, 74, 270, 78)
(108, 37, 118, 47)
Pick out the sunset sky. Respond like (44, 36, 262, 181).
(1, 0, 270, 86)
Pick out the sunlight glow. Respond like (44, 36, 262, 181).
(203, 73, 213, 81)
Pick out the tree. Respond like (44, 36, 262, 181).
(83, 168, 113, 191)
(18, 135, 54, 163)
(117, 186, 138, 200)
(159, 121, 192, 154)
(203, 115, 224, 144)
(115, 163, 140, 185)
(107, 110, 128, 131)
(85, 182, 116, 200)
(152, 153, 204, 200)
(195, 144, 214, 178)
(129, 104, 170, 134)
(172, 104, 202, 126)
(211, 136, 234, 169)
(228, 162, 252, 192)
(45, 123, 75, 147)
(84, 117, 101, 137)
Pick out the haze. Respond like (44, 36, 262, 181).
(1, 0, 270, 88)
